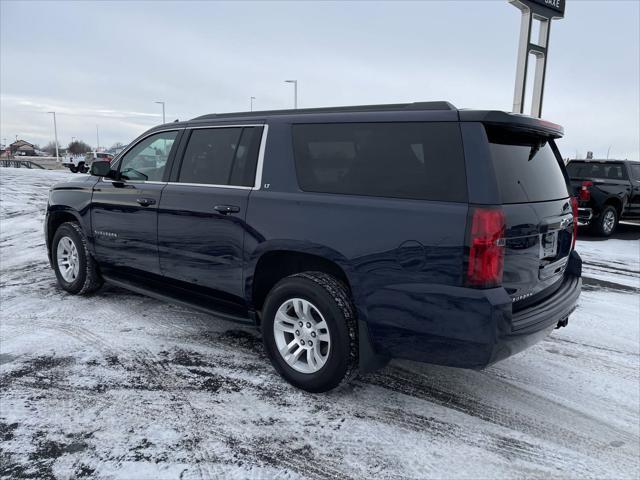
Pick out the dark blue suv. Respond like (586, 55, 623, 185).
(45, 102, 582, 392)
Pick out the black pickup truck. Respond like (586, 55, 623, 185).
(567, 159, 640, 236)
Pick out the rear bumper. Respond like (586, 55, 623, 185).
(577, 207, 593, 226)
(365, 251, 582, 369)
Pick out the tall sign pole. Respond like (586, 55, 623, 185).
(509, 0, 565, 118)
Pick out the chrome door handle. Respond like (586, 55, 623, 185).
(136, 197, 156, 207)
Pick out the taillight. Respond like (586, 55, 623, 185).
(571, 196, 578, 250)
(466, 207, 505, 288)
(579, 181, 592, 202)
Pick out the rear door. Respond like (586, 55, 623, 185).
(91, 130, 181, 274)
(627, 163, 640, 218)
(157, 125, 264, 299)
(486, 126, 573, 306)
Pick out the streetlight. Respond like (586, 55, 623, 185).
(250, 96, 256, 112)
(155, 101, 166, 124)
(285, 80, 298, 109)
(47, 111, 59, 161)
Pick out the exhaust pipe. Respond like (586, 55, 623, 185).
(555, 317, 569, 329)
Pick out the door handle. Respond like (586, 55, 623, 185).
(214, 204, 240, 214)
(136, 197, 156, 207)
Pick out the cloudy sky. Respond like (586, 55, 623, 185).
(1, 0, 638, 159)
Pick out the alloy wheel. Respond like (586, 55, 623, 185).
(56, 236, 80, 283)
(273, 298, 331, 374)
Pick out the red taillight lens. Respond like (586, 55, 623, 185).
(579, 181, 592, 201)
(466, 207, 505, 288)
(571, 196, 578, 250)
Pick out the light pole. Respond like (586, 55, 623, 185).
(155, 101, 166, 124)
(250, 96, 256, 112)
(285, 80, 298, 109)
(96, 125, 100, 152)
(47, 111, 59, 161)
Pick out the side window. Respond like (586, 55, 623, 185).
(178, 127, 263, 187)
(119, 131, 178, 181)
(630, 164, 640, 180)
(292, 122, 467, 202)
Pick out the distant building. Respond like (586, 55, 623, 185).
(9, 140, 36, 156)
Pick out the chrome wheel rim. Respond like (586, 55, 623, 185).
(56, 236, 80, 283)
(603, 210, 616, 233)
(273, 298, 331, 374)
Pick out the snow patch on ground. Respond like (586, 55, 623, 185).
(1, 168, 639, 479)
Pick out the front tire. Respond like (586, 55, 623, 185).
(52, 222, 103, 295)
(69, 166, 78, 173)
(594, 205, 618, 237)
(262, 272, 358, 392)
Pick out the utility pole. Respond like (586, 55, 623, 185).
(285, 80, 298, 109)
(48, 111, 59, 161)
(250, 96, 256, 112)
(155, 101, 166, 124)
(96, 125, 100, 152)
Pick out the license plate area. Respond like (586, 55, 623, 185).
(540, 231, 558, 259)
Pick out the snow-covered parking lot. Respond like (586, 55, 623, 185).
(1, 167, 639, 479)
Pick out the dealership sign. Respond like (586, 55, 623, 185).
(509, 0, 566, 118)
(525, 0, 565, 18)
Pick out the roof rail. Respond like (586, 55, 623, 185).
(192, 101, 457, 121)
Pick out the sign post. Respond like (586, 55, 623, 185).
(510, 0, 565, 118)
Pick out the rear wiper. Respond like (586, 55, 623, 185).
(528, 143, 542, 161)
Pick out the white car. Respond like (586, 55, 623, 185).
(62, 152, 113, 173)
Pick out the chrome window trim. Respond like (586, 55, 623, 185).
(253, 124, 269, 190)
(101, 124, 269, 189)
(165, 182, 252, 190)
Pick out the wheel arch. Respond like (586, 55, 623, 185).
(603, 196, 624, 216)
(248, 248, 354, 316)
(46, 207, 83, 266)
(247, 245, 388, 374)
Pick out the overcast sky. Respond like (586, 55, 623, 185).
(1, 0, 638, 159)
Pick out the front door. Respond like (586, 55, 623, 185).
(91, 129, 181, 275)
(158, 125, 264, 299)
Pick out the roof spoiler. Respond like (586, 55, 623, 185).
(459, 110, 564, 138)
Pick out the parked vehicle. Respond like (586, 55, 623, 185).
(62, 151, 113, 173)
(45, 102, 582, 392)
(567, 159, 640, 236)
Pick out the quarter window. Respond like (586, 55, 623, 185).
(292, 122, 467, 202)
(177, 127, 263, 187)
(119, 131, 178, 181)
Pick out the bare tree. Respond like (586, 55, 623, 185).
(67, 140, 92, 155)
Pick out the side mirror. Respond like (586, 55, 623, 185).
(90, 160, 113, 177)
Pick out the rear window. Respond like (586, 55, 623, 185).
(292, 122, 467, 202)
(487, 127, 568, 204)
(566, 161, 629, 180)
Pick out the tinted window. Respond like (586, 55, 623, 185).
(630, 164, 640, 180)
(487, 127, 568, 204)
(119, 131, 178, 181)
(567, 161, 629, 180)
(178, 127, 262, 186)
(292, 122, 467, 202)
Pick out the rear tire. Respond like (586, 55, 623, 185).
(69, 166, 78, 173)
(594, 205, 618, 237)
(262, 272, 358, 392)
(52, 222, 103, 295)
